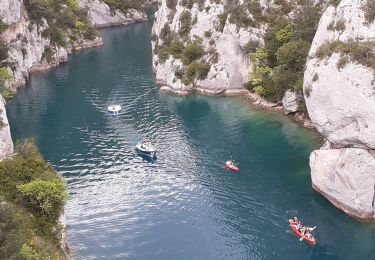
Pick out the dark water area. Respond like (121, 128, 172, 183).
(7, 21, 375, 259)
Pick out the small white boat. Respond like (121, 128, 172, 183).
(108, 105, 121, 115)
(135, 140, 156, 158)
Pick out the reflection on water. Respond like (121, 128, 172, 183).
(7, 22, 375, 260)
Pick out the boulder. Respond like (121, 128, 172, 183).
(282, 89, 299, 114)
(310, 148, 375, 221)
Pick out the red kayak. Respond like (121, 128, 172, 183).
(223, 161, 239, 172)
(289, 219, 316, 245)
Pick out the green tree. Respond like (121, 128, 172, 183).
(17, 179, 67, 221)
(0, 67, 12, 85)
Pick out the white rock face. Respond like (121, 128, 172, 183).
(78, 0, 146, 28)
(0, 95, 13, 158)
(152, 0, 265, 93)
(310, 148, 375, 220)
(0, 0, 22, 24)
(305, 0, 375, 149)
(305, 0, 375, 220)
(282, 89, 299, 114)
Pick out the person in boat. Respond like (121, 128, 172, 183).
(291, 217, 302, 229)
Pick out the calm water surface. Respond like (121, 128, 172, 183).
(7, 21, 375, 259)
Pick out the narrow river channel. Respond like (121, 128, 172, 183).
(7, 20, 375, 259)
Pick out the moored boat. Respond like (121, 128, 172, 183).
(289, 219, 316, 245)
(135, 140, 156, 158)
(108, 105, 121, 115)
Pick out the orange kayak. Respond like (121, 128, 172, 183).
(289, 219, 316, 245)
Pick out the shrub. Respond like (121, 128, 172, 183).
(24, 0, 98, 46)
(158, 46, 170, 64)
(315, 39, 375, 73)
(179, 10, 192, 37)
(20, 244, 41, 259)
(364, 0, 375, 24)
(336, 55, 349, 70)
(0, 40, 9, 65)
(17, 179, 67, 221)
(243, 39, 260, 54)
(182, 42, 205, 64)
(0, 67, 12, 88)
(204, 30, 212, 38)
(253, 86, 266, 96)
(0, 20, 7, 33)
(0, 203, 25, 259)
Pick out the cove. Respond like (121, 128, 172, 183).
(6, 21, 375, 259)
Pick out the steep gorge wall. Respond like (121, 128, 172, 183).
(152, 0, 265, 95)
(304, 0, 375, 220)
(78, 0, 147, 28)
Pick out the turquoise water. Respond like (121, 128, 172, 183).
(7, 21, 375, 259)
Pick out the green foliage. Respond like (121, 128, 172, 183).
(364, 0, 375, 24)
(0, 67, 12, 88)
(0, 67, 13, 102)
(0, 203, 25, 259)
(18, 179, 67, 221)
(248, 48, 270, 92)
(204, 30, 212, 38)
(0, 20, 7, 33)
(0, 40, 9, 66)
(275, 25, 293, 43)
(182, 41, 205, 64)
(336, 55, 350, 70)
(243, 39, 260, 54)
(246, 0, 323, 104)
(179, 10, 192, 37)
(20, 244, 42, 259)
(327, 18, 346, 32)
(102, 0, 147, 14)
(24, 0, 98, 46)
(315, 39, 375, 74)
(253, 85, 266, 96)
(0, 141, 67, 259)
(329, 0, 341, 7)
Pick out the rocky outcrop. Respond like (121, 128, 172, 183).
(152, 0, 264, 94)
(282, 89, 299, 114)
(304, 0, 375, 220)
(77, 0, 147, 28)
(0, 0, 22, 24)
(0, 95, 13, 158)
(0, 0, 104, 89)
(310, 147, 375, 220)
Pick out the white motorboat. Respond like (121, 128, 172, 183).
(108, 105, 121, 115)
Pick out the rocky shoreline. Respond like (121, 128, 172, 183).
(158, 83, 315, 129)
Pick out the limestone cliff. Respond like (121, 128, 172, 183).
(0, 94, 13, 158)
(78, 0, 147, 28)
(0, 0, 103, 89)
(304, 0, 375, 220)
(152, 0, 264, 95)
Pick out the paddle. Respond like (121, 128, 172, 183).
(299, 226, 316, 241)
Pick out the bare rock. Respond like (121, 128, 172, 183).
(310, 148, 375, 221)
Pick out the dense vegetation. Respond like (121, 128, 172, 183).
(153, 6, 212, 86)
(0, 141, 68, 259)
(364, 0, 375, 24)
(0, 29, 12, 100)
(24, 0, 98, 46)
(316, 39, 375, 73)
(242, 0, 324, 107)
